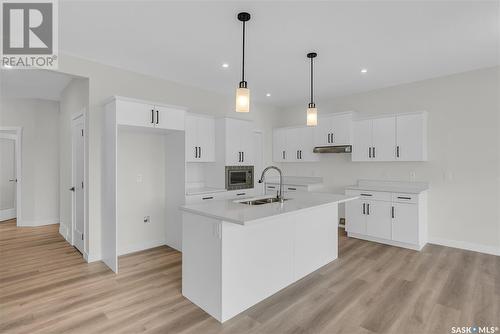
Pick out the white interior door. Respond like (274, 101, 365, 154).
(72, 119, 85, 254)
(0, 136, 16, 221)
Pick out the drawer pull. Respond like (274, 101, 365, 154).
(288, 187, 297, 190)
(397, 196, 412, 200)
(268, 186, 276, 189)
(202, 196, 214, 200)
(360, 193, 373, 196)
(391, 206, 395, 218)
(236, 193, 246, 196)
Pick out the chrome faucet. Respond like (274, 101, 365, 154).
(258, 166, 284, 203)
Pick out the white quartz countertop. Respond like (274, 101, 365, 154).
(180, 192, 357, 225)
(186, 187, 227, 196)
(345, 180, 429, 194)
(264, 176, 323, 186)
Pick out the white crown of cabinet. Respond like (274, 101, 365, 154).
(114, 98, 185, 131)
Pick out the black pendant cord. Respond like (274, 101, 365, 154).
(242, 21, 245, 83)
(310, 57, 314, 105)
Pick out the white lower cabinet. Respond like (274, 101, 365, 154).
(345, 189, 427, 250)
(392, 202, 419, 244)
(365, 200, 392, 240)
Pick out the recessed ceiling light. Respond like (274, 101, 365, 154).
(222, 63, 229, 68)
(361, 68, 368, 73)
(266, 93, 271, 97)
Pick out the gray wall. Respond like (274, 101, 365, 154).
(1, 98, 60, 226)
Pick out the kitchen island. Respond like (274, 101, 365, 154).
(180, 192, 357, 322)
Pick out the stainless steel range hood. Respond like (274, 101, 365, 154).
(313, 145, 352, 153)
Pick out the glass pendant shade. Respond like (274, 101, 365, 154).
(307, 106, 318, 126)
(236, 87, 250, 112)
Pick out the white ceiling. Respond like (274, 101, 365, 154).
(59, 1, 499, 107)
(1, 70, 74, 101)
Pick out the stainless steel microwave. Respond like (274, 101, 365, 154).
(225, 166, 254, 190)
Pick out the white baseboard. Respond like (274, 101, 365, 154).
(118, 239, 166, 256)
(21, 219, 59, 227)
(58, 222, 72, 242)
(348, 232, 423, 251)
(0, 208, 16, 221)
(428, 237, 500, 256)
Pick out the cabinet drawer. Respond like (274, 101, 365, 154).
(185, 193, 223, 204)
(345, 189, 392, 202)
(285, 185, 307, 192)
(392, 193, 418, 204)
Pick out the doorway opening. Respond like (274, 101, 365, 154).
(1, 68, 90, 259)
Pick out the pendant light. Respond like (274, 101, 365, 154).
(235, 12, 251, 112)
(306, 52, 318, 126)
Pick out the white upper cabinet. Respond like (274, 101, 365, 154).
(371, 117, 396, 161)
(272, 126, 318, 162)
(273, 128, 288, 162)
(351, 119, 372, 161)
(115, 98, 185, 131)
(396, 113, 428, 161)
(314, 113, 353, 146)
(222, 118, 254, 165)
(155, 105, 185, 131)
(352, 112, 426, 162)
(185, 113, 215, 162)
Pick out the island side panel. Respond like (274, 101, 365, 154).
(220, 217, 295, 322)
(181, 212, 222, 321)
(294, 203, 338, 280)
(220, 203, 339, 322)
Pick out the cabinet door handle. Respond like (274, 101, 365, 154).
(268, 186, 276, 189)
(282, 151, 285, 160)
(362, 203, 366, 215)
(238, 152, 241, 162)
(392, 206, 395, 218)
(199, 146, 202, 158)
(373, 147, 376, 158)
(151, 109, 154, 124)
(360, 193, 373, 197)
(396, 145, 400, 158)
(156, 110, 159, 124)
(330, 133, 334, 143)
(368, 147, 372, 158)
(236, 193, 246, 196)
(202, 196, 214, 200)
(397, 196, 412, 200)
(194, 146, 198, 158)
(242, 152, 244, 162)
(367, 203, 370, 215)
(327, 133, 331, 143)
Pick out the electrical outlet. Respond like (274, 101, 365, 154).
(143, 216, 150, 223)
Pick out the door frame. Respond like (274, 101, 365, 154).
(71, 111, 88, 259)
(0, 127, 23, 225)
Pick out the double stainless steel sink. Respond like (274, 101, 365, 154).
(238, 197, 288, 206)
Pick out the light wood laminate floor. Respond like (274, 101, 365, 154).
(1, 219, 499, 334)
